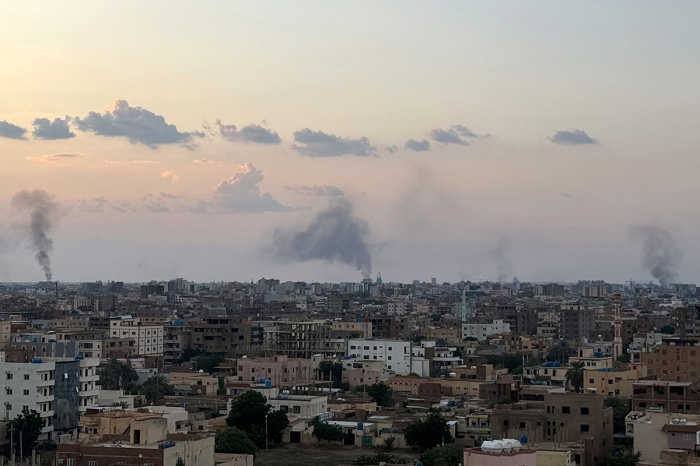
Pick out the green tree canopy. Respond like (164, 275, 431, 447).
(566, 361, 586, 393)
(355, 382, 394, 407)
(195, 352, 225, 374)
(420, 443, 464, 466)
(6, 410, 43, 456)
(403, 410, 452, 451)
(142, 374, 175, 402)
(319, 361, 345, 389)
(312, 417, 345, 443)
(660, 325, 675, 335)
(608, 451, 641, 466)
(226, 391, 288, 447)
(98, 358, 139, 390)
(605, 396, 631, 434)
(215, 427, 258, 456)
(486, 354, 523, 373)
(547, 341, 572, 363)
(180, 346, 201, 363)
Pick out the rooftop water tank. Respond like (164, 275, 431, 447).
(481, 440, 504, 453)
(31, 358, 43, 364)
(520, 435, 528, 444)
(258, 377, 265, 383)
(357, 422, 363, 430)
(265, 379, 272, 388)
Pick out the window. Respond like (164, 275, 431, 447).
(562, 406, 570, 414)
(23, 374, 29, 380)
(519, 422, 525, 429)
(66, 460, 75, 466)
(293, 406, 301, 414)
(580, 424, 589, 432)
(88, 462, 98, 466)
(6, 373, 12, 380)
(5, 388, 11, 395)
(23, 390, 29, 396)
(589, 378, 594, 384)
(580, 407, 589, 415)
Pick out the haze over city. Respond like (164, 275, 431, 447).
(2, 2, 699, 285)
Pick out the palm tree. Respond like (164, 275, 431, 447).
(110, 401, 131, 409)
(142, 375, 174, 403)
(565, 361, 585, 393)
(98, 359, 139, 390)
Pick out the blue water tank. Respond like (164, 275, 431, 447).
(265, 379, 272, 388)
(258, 377, 265, 383)
(212, 374, 217, 378)
(520, 435, 528, 444)
(553, 362, 560, 367)
(74, 355, 84, 360)
(357, 422, 363, 430)
(31, 358, 43, 364)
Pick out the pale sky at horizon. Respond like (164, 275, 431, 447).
(1, 1, 699, 284)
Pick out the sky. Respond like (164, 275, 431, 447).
(1, 1, 700, 284)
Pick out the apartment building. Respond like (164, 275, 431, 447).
(253, 320, 334, 358)
(462, 319, 510, 342)
(190, 316, 251, 358)
(497, 306, 538, 335)
(237, 355, 312, 387)
(491, 393, 613, 466)
(641, 339, 700, 382)
(558, 304, 595, 343)
(346, 339, 412, 375)
(0, 356, 99, 442)
(331, 320, 372, 338)
(631, 380, 700, 413)
(164, 320, 192, 365)
(110, 316, 164, 356)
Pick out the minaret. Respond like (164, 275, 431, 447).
(613, 293, 623, 360)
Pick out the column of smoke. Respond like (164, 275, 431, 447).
(11, 190, 60, 281)
(492, 237, 513, 283)
(629, 224, 682, 286)
(272, 198, 372, 278)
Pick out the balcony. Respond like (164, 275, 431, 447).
(80, 389, 99, 398)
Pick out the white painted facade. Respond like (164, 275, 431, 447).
(461, 319, 511, 342)
(346, 339, 412, 375)
(110, 316, 164, 356)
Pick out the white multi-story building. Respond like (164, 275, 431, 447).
(110, 316, 164, 356)
(346, 339, 412, 375)
(461, 319, 511, 342)
(0, 355, 99, 442)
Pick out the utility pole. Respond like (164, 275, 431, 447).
(20, 431, 23, 464)
(265, 413, 268, 450)
(9, 425, 14, 466)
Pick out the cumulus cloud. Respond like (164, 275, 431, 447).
(285, 185, 344, 197)
(77, 197, 108, 213)
(203, 119, 281, 145)
(161, 171, 180, 183)
(405, 139, 431, 152)
(32, 117, 75, 140)
(28, 153, 84, 163)
(549, 129, 598, 145)
(292, 128, 376, 157)
(428, 124, 477, 146)
(386, 145, 399, 154)
(0, 120, 28, 140)
(212, 163, 290, 213)
(73, 100, 203, 149)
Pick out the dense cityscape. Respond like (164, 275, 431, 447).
(0, 276, 695, 466)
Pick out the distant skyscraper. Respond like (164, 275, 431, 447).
(376, 272, 382, 285)
(431, 277, 437, 285)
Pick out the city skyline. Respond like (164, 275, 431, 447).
(2, 2, 700, 283)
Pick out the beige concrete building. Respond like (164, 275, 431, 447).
(237, 355, 311, 387)
(110, 316, 164, 356)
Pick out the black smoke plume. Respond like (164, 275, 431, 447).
(11, 190, 60, 280)
(492, 237, 513, 283)
(272, 199, 372, 277)
(629, 224, 682, 286)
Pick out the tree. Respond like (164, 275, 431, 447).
(217, 376, 226, 395)
(548, 341, 572, 363)
(607, 451, 641, 466)
(354, 453, 396, 466)
(6, 410, 43, 456)
(180, 346, 201, 363)
(356, 382, 394, 408)
(311, 417, 345, 443)
(435, 338, 449, 347)
(374, 436, 396, 453)
(318, 361, 345, 388)
(486, 354, 523, 373)
(111, 401, 130, 409)
(605, 396, 631, 434)
(420, 443, 464, 466)
(403, 410, 452, 451)
(195, 352, 225, 374)
(98, 358, 139, 390)
(176, 458, 185, 466)
(227, 391, 288, 448)
(660, 325, 675, 335)
(215, 427, 258, 456)
(142, 374, 175, 402)
(566, 361, 585, 393)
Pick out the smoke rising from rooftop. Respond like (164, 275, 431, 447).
(629, 223, 682, 286)
(11, 190, 60, 281)
(492, 237, 513, 283)
(272, 198, 372, 277)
